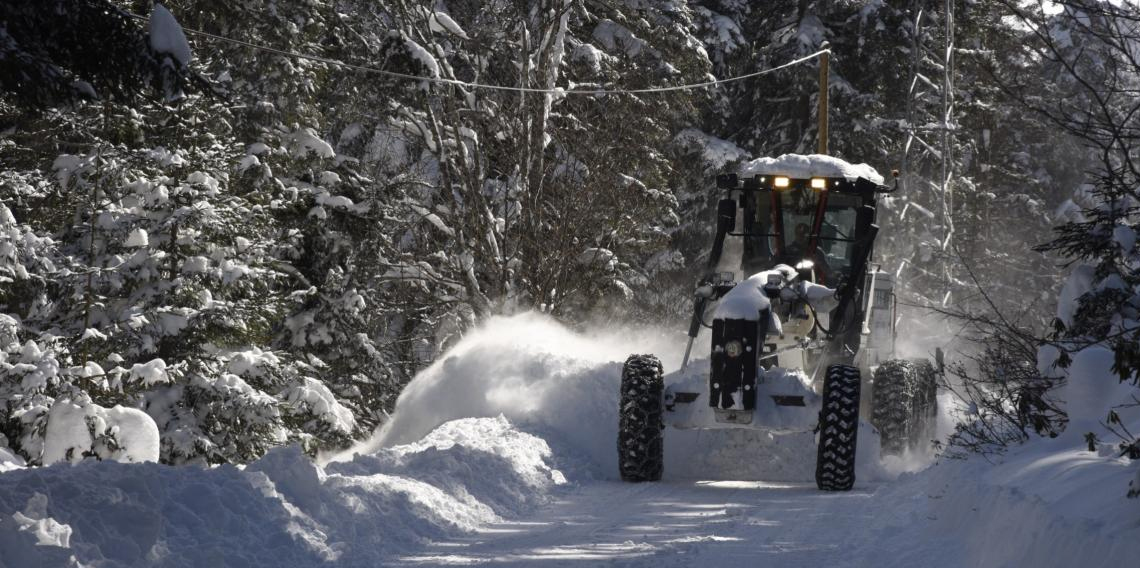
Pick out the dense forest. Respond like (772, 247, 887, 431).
(2, 0, 1137, 472)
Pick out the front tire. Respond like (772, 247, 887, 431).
(618, 354, 664, 482)
(871, 359, 938, 455)
(816, 364, 861, 491)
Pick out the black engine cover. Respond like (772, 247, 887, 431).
(710, 314, 768, 410)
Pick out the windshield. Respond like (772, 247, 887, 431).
(740, 185, 864, 286)
(776, 187, 822, 260)
(816, 193, 860, 284)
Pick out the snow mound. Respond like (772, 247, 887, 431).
(41, 401, 160, 465)
(0, 416, 565, 567)
(882, 431, 1140, 567)
(740, 153, 885, 185)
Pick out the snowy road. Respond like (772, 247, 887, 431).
(397, 479, 954, 567)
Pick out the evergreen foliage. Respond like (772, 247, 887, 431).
(0, 0, 1121, 472)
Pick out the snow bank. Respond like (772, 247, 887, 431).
(0, 416, 566, 567)
(740, 153, 885, 185)
(0, 492, 78, 568)
(1060, 345, 1137, 434)
(883, 433, 1140, 566)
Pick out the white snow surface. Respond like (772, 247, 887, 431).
(129, 358, 169, 386)
(2, 314, 1138, 566)
(41, 402, 91, 466)
(674, 129, 749, 170)
(0, 447, 25, 473)
(124, 228, 149, 248)
(282, 377, 358, 435)
(41, 401, 160, 466)
(404, 38, 441, 78)
(100, 406, 161, 464)
(1055, 263, 1096, 328)
(290, 128, 336, 159)
(0, 416, 566, 567)
(148, 4, 192, 65)
(428, 11, 468, 39)
(740, 153, 885, 184)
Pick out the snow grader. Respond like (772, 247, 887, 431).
(617, 155, 939, 491)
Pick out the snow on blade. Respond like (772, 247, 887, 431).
(714, 268, 780, 321)
(149, 4, 192, 65)
(740, 153, 885, 184)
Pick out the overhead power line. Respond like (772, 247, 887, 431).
(128, 12, 829, 96)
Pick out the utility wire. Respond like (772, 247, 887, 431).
(129, 12, 829, 96)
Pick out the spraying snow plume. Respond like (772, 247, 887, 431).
(333, 313, 684, 474)
(335, 313, 901, 482)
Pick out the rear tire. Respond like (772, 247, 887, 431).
(871, 359, 938, 455)
(816, 364, 860, 491)
(618, 354, 664, 482)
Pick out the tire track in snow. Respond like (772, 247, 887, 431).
(393, 479, 959, 567)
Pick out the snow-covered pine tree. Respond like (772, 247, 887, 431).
(1, 1, 367, 464)
(1002, 1, 1140, 465)
(0, 0, 197, 106)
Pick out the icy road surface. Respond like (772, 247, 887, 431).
(398, 479, 947, 567)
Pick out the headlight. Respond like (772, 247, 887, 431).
(773, 176, 790, 188)
(725, 340, 744, 358)
(811, 177, 827, 189)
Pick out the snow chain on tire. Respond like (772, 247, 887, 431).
(816, 364, 860, 491)
(618, 354, 664, 482)
(871, 359, 938, 456)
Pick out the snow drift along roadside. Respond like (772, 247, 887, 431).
(0, 416, 564, 568)
(892, 434, 1140, 567)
